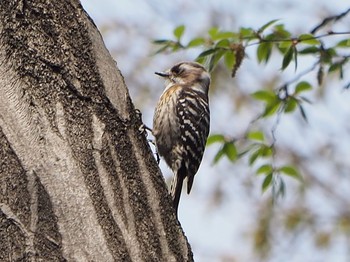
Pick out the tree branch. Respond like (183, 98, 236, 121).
(311, 8, 350, 34)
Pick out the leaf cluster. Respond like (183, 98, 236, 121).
(153, 12, 350, 197)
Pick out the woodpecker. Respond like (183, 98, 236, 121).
(153, 61, 210, 215)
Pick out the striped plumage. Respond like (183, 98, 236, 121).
(153, 61, 210, 215)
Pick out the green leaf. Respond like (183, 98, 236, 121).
(224, 51, 236, 70)
(197, 48, 217, 58)
(298, 46, 320, 54)
(262, 173, 273, 192)
(215, 39, 230, 48)
(294, 46, 298, 71)
(154, 45, 170, 54)
(256, 164, 273, 175)
(173, 25, 185, 40)
(153, 39, 171, 44)
(298, 104, 308, 122)
(212, 31, 237, 41)
(171, 42, 183, 52)
(284, 98, 298, 113)
(223, 142, 237, 162)
(249, 149, 261, 165)
(282, 46, 294, 70)
(239, 27, 255, 39)
(206, 134, 225, 146)
(264, 33, 278, 41)
(237, 147, 251, 158)
(187, 37, 205, 47)
(260, 145, 273, 157)
(320, 48, 336, 64)
(251, 90, 276, 103)
(328, 62, 342, 73)
(257, 42, 273, 63)
(212, 142, 237, 163)
(213, 147, 225, 164)
(208, 27, 219, 39)
(249, 145, 272, 165)
(252, 90, 282, 117)
(279, 166, 302, 181)
(339, 65, 344, 79)
(278, 40, 293, 53)
(295, 81, 312, 94)
(328, 59, 346, 79)
(208, 49, 226, 72)
(195, 56, 206, 64)
(273, 24, 291, 38)
(258, 19, 280, 33)
(336, 39, 350, 48)
(298, 34, 320, 45)
(263, 99, 281, 117)
(247, 131, 265, 142)
(277, 179, 286, 198)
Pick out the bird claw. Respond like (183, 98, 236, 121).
(135, 109, 160, 164)
(135, 109, 152, 136)
(147, 139, 160, 164)
(138, 123, 148, 136)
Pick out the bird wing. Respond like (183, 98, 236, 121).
(176, 87, 210, 194)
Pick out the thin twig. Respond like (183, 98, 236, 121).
(311, 8, 350, 34)
(284, 60, 320, 87)
(246, 31, 350, 47)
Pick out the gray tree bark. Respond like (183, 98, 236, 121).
(0, 0, 193, 261)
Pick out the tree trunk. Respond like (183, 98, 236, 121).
(0, 0, 193, 261)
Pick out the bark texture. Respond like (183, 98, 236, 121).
(0, 0, 193, 261)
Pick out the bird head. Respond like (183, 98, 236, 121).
(155, 61, 210, 92)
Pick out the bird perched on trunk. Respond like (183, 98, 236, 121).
(153, 61, 210, 215)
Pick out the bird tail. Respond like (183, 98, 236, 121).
(171, 165, 186, 216)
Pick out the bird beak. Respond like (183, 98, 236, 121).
(155, 71, 170, 77)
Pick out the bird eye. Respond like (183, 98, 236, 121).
(171, 65, 183, 75)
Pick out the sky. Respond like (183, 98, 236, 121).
(80, 1, 350, 261)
